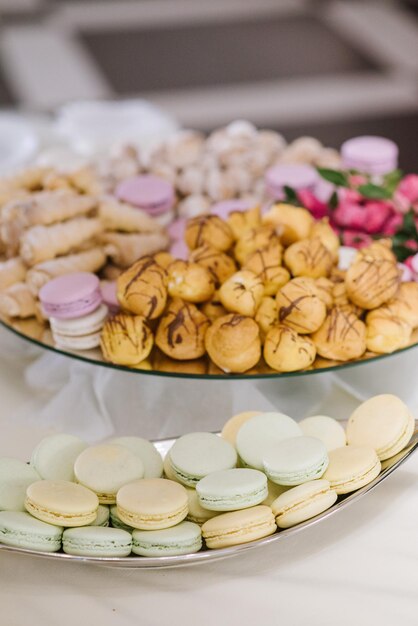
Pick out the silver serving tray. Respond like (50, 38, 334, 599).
(1, 428, 417, 569)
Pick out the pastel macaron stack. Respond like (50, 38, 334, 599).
(116, 174, 175, 228)
(39, 272, 108, 350)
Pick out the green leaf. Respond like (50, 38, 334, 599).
(400, 210, 418, 237)
(283, 185, 299, 205)
(392, 245, 414, 262)
(383, 169, 403, 194)
(317, 168, 349, 187)
(392, 233, 411, 246)
(357, 184, 391, 199)
(329, 191, 339, 210)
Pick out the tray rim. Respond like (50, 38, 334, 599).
(2, 318, 418, 381)
(0, 428, 417, 568)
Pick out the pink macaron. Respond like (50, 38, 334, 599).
(100, 281, 120, 315)
(341, 136, 398, 175)
(210, 199, 256, 220)
(169, 239, 189, 261)
(115, 175, 175, 217)
(265, 164, 319, 200)
(39, 272, 103, 320)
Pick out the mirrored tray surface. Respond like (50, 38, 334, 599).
(1, 425, 417, 568)
(1, 316, 418, 380)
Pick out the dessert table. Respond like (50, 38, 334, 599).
(1, 325, 418, 625)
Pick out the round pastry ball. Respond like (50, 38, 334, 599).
(284, 238, 333, 279)
(366, 316, 411, 354)
(167, 260, 215, 303)
(310, 218, 340, 260)
(227, 205, 261, 239)
(244, 246, 289, 296)
(345, 256, 400, 309)
(116, 255, 168, 319)
(234, 225, 280, 265)
(205, 313, 262, 373)
(264, 325, 316, 372)
(185, 215, 234, 252)
(311, 306, 366, 361)
(189, 245, 237, 287)
(262, 203, 313, 246)
(219, 270, 264, 317)
(101, 314, 153, 366)
(255, 296, 278, 341)
(155, 298, 210, 360)
(276, 277, 326, 334)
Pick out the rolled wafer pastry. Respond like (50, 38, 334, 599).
(20, 218, 103, 266)
(26, 247, 107, 295)
(101, 232, 169, 268)
(2, 190, 96, 230)
(99, 198, 162, 233)
(0, 257, 27, 290)
(0, 282, 37, 318)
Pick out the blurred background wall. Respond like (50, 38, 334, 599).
(0, 0, 417, 167)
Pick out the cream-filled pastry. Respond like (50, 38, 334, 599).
(345, 256, 400, 309)
(184, 215, 234, 252)
(167, 260, 215, 303)
(189, 245, 237, 286)
(276, 277, 326, 334)
(284, 238, 333, 279)
(264, 325, 316, 372)
(311, 306, 366, 361)
(255, 296, 278, 341)
(243, 246, 289, 296)
(309, 218, 339, 260)
(155, 298, 210, 360)
(219, 270, 264, 317)
(116, 255, 168, 319)
(227, 205, 261, 239)
(205, 313, 261, 373)
(101, 314, 153, 366)
(262, 203, 313, 246)
(234, 225, 281, 265)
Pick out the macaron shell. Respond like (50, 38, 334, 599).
(52, 330, 102, 351)
(62, 526, 132, 557)
(74, 444, 145, 504)
(186, 489, 218, 525)
(196, 468, 268, 511)
(0, 511, 62, 552)
(221, 411, 262, 446)
(346, 395, 414, 460)
(88, 505, 110, 527)
(275, 489, 337, 529)
(109, 436, 163, 478)
(299, 415, 346, 452)
(116, 175, 174, 215)
(132, 521, 202, 557)
(236, 413, 302, 470)
(202, 505, 276, 549)
(169, 433, 237, 486)
(109, 505, 133, 532)
(116, 478, 188, 530)
(30, 434, 87, 482)
(39, 272, 102, 319)
(262, 436, 329, 486)
(50, 304, 108, 337)
(323, 446, 381, 494)
(25, 480, 99, 526)
(0, 458, 40, 511)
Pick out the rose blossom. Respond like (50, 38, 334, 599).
(297, 189, 329, 219)
(341, 231, 372, 249)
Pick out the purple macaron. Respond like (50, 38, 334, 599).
(39, 272, 102, 319)
(115, 175, 175, 217)
(265, 164, 319, 200)
(167, 217, 187, 242)
(169, 239, 189, 261)
(341, 136, 398, 175)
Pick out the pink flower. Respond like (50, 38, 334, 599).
(341, 231, 373, 249)
(348, 174, 368, 188)
(381, 213, 403, 236)
(333, 201, 367, 230)
(404, 254, 418, 280)
(363, 201, 393, 234)
(394, 174, 418, 214)
(297, 189, 329, 219)
(405, 239, 418, 252)
(338, 188, 363, 204)
(398, 175, 418, 203)
(398, 262, 414, 282)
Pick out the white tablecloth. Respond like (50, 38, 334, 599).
(1, 327, 418, 626)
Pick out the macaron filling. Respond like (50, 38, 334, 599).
(264, 456, 329, 486)
(273, 487, 334, 518)
(25, 498, 97, 526)
(203, 519, 276, 542)
(327, 458, 381, 491)
(198, 485, 267, 510)
(373, 415, 414, 460)
(117, 503, 188, 528)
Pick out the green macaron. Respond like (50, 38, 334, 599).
(263, 436, 329, 486)
(132, 521, 202, 557)
(0, 458, 40, 511)
(62, 526, 132, 557)
(0, 511, 62, 552)
(196, 468, 268, 511)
